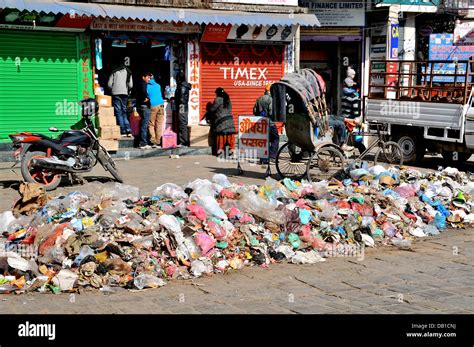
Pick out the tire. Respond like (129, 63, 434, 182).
(394, 133, 425, 164)
(20, 150, 62, 191)
(441, 151, 472, 164)
(374, 141, 404, 166)
(275, 142, 308, 180)
(97, 148, 123, 183)
(306, 145, 345, 183)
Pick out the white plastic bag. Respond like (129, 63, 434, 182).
(153, 183, 188, 199)
(134, 274, 166, 289)
(212, 174, 232, 188)
(0, 211, 15, 232)
(198, 196, 227, 220)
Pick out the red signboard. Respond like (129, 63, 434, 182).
(201, 24, 233, 43)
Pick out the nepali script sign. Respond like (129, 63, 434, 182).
(238, 116, 269, 160)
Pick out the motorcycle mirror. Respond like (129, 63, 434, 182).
(49, 127, 59, 132)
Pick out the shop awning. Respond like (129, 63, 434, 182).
(0, 0, 320, 26)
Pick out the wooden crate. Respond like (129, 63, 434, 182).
(96, 95, 112, 107)
(189, 125, 210, 147)
(99, 125, 121, 140)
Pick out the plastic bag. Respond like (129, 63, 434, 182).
(238, 188, 286, 225)
(197, 196, 227, 220)
(394, 184, 417, 198)
(190, 259, 213, 277)
(423, 224, 440, 236)
(153, 183, 188, 199)
(381, 222, 397, 238)
(73, 245, 95, 266)
(434, 213, 446, 230)
(212, 174, 231, 188)
(391, 238, 412, 249)
(0, 211, 15, 232)
(291, 250, 325, 264)
(101, 183, 140, 202)
(186, 179, 219, 198)
(194, 232, 215, 255)
(133, 274, 166, 289)
(52, 269, 78, 291)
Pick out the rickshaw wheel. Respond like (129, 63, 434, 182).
(374, 141, 404, 167)
(275, 142, 308, 180)
(307, 145, 345, 182)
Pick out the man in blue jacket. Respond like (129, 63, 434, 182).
(147, 76, 165, 147)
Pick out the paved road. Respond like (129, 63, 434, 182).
(0, 155, 472, 313)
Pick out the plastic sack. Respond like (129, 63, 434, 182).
(0, 211, 15, 232)
(198, 196, 227, 220)
(186, 179, 219, 198)
(133, 274, 166, 289)
(391, 238, 412, 249)
(381, 222, 397, 238)
(237, 188, 286, 225)
(434, 213, 446, 230)
(212, 174, 231, 188)
(101, 183, 140, 202)
(368, 165, 386, 177)
(190, 259, 213, 277)
(409, 227, 426, 238)
(153, 183, 188, 199)
(52, 269, 78, 291)
(423, 224, 440, 236)
(291, 250, 325, 264)
(194, 232, 215, 255)
(394, 185, 417, 198)
(187, 204, 207, 221)
(158, 214, 182, 235)
(73, 245, 95, 266)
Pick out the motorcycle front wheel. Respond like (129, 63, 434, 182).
(96, 148, 123, 183)
(21, 150, 62, 190)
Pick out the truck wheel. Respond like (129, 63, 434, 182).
(394, 133, 425, 164)
(441, 151, 472, 164)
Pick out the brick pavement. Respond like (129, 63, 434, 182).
(0, 155, 472, 313)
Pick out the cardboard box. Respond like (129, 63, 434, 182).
(97, 107, 117, 127)
(96, 95, 112, 107)
(99, 125, 121, 140)
(189, 125, 210, 147)
(99, 139, 119, 152)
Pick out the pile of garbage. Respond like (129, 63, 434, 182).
(0, 165, 473, 294)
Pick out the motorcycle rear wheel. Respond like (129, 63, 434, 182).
(21, 150, 62, 190)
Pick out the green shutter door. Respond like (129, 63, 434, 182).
(0, 30, 82, 142)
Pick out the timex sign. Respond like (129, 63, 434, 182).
(201, 24, 296, 43)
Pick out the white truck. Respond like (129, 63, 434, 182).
(365, 59, 474, 164)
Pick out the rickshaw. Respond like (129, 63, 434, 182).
(272, 69, 403, 182)
(272, 69, 346, 182)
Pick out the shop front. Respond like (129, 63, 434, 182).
(199, 24, 296, 128)
(90, 18, 202, 132)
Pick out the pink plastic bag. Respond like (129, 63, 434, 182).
(194, 232, 215, 255)
(187, 204, 207, 221)
(162, 127, 177, 149)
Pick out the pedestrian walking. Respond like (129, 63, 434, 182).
(207, 87, 236, 158)
(174, 71, 192, 147)
(147, 75, 165, 147)
(108, 58, 133, 137)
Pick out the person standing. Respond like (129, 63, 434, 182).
(341, 67, 360, 119)
(136, 72, 152, 149)
(207, 87, 236, 158)
(108, 59, 133, 137)
(147, 75, 165, 147)
(174, 71, 192, 147)
(253, 84, 279, 160)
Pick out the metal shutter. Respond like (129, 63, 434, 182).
(0, 30, 80, 142)
(201, 43, 285, 128)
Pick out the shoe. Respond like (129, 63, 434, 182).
(341, 144, 354, 151)
(126, 132, 133, 138)
(151, 144, 161, 149)
(140, 145, 152, 149)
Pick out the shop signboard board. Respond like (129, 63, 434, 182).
(238, 116, 269, 160)
(454, 21, 474, 46)
(91, 18, 201, 33)
(300, 1, 365, 27)
(375, 0, 439, 5)
(201, 24, 295, 43)
(187, 40, 200, 125)
(216, 0, 297, 5)
(428, 33, 474, 82)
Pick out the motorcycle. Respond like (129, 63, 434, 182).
(9, 98, 123, 191)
